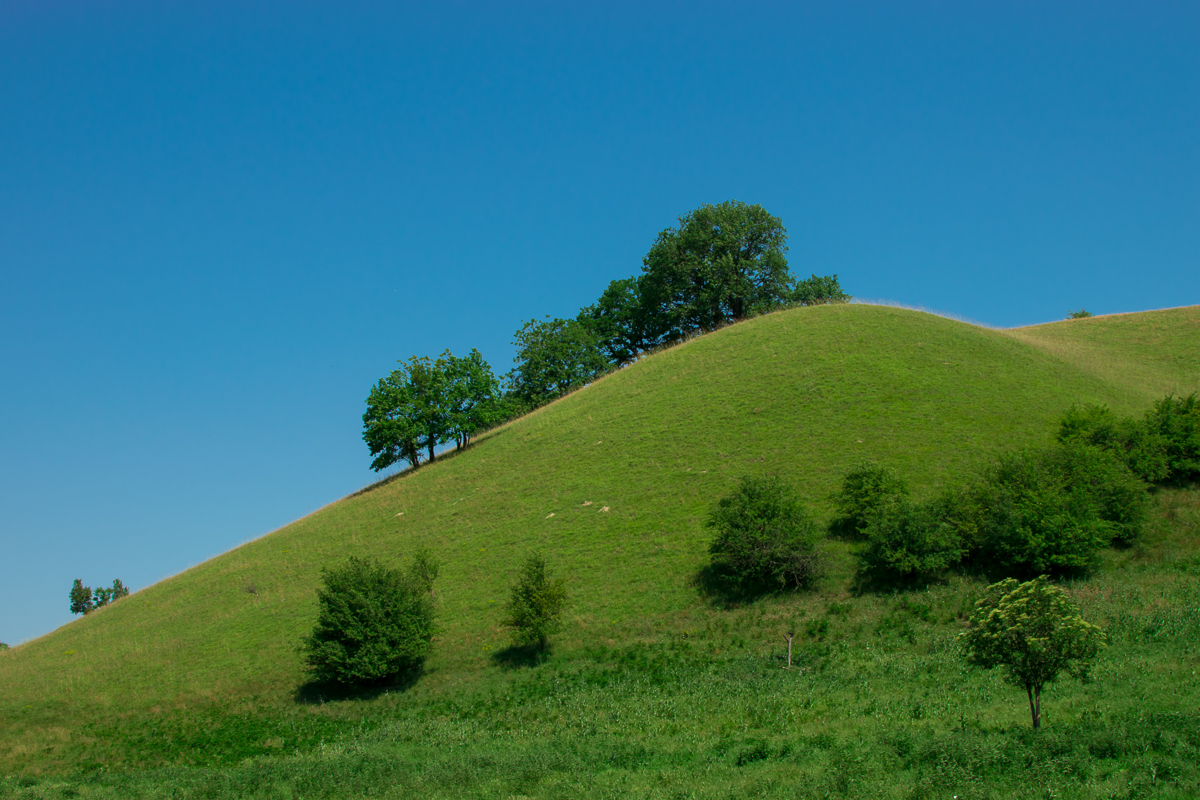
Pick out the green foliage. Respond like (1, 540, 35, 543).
(792, 273, 850, 306)
(1057, 394, 1200, 486)
(706, 475, 822, 590)
(507, 317, 609, 407)
(93, 579, 130, 609)
(1057, 402, 1170, 483)
(502, 552, 567, 652)
(0, 642, 8, 650)
(577, 276, 664, 365)
(439, 349, 505, 449)
(303, 555, 436, 686)
(640, 200, 792, 336)
(363, 349, 502, 471)
(69, 579, 92, 615)
(959, 576, 1105, 728)
(1067, 308, 1093, 319)
(831, 461, 909, 539)
(1144, 393, 1200, 483)
(858, 496, 963, 584)
(952, 445, 1146, 577)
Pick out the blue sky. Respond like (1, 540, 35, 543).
(1, 1, 1196, 645)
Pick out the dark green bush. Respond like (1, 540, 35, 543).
(304, 555, 436, 686)
(502, 552, 568, 652)
(831, 461, 909, 538)
(1058, 403, 1169, 483)
(1144, 393, 1200, 483)
(858, 495, 963, 584)
(951, 445, 1147, 577)
(706, 475, 822, 589)
(1058, 395, 1200, 485)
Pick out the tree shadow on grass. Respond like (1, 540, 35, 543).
(489, 643, 550, 670)
(692, 563, 781, 609)
(292, 665, 424, 705)
(849, 567, 947, 597)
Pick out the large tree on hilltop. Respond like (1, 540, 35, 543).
(640, 200, 792, 336)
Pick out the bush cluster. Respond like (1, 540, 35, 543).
(834, 415, 1156, 585)
(1059, 394, 1200, 485)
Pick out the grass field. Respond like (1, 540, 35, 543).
(1, 303, 1197, 797)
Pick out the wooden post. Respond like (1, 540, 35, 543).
(784, 632, 795, 669)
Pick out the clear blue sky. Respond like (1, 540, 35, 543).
(1, 1, 1196, 645)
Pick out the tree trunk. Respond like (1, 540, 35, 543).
(1027, 684, 1042, 729)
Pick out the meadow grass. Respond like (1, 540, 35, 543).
(1, 303, 1197, 796)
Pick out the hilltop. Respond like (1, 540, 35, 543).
(1, 303, 1198, 797)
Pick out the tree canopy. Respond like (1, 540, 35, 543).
(507, 317, 609, 407)
(959, 576, 1105, 729)
(363, 349, 502, 471)
(640, 200, 793, 335)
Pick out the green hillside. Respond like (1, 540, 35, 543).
(2, 303, 1198, 796)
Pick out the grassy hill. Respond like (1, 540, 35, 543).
(2, 303, 1198, 798)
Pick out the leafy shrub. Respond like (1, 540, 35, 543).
(707, 475, 822, 589)
(1058, 395, 1200, 485)
(831, 461, 909, 539)
(304, 555, 436, 686)
(1067, 308, 1093, 319)
(0, 642, 8, 650)
(951, 445, 1146, 577)
(858, 495, 963, 584)
(503, 552, 567, 652)
(1052, 443, 1149, 546)
(1058, 403, 1169, 483)
(1144, 393, 1200, 483)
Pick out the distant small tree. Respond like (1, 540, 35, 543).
(304, 555, 436, 686)
(93, 579, 130, 609)
(791, 274, 850, 306)
(706, 475, 822, 590)
(959, 576, 1105, 729)
(69, 579, 93, 615)
(503, 552, 568, 653)
(1067, 309, 1093, 319)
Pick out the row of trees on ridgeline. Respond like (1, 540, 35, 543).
(363, 200, 849, 472)
(69, 578, 129, 615)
